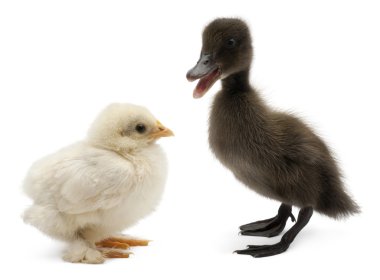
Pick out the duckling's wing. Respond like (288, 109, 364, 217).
(56, 150, 134, 215)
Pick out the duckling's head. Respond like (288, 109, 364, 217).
(87, 103, 173, 153)
(187, 18, 253, 98)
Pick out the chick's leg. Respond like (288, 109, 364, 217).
(240, 203, 296, 237)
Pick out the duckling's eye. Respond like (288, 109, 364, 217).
(135, 124, 146, 134)
(227, 38, 236, 48)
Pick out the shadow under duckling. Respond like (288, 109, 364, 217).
(187, 18, 359, 257)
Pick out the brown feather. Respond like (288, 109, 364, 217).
(204, 18, 359, 218)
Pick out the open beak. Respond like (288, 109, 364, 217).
(149, 121, 174, 140)
(186, 53, 221, 99)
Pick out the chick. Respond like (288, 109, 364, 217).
(23, 103, 173, 264)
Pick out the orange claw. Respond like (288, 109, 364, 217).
(103, 251, 130, 258)
(98, 237, 150, 247)
(96, 240, 130, 250)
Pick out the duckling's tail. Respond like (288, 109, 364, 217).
(315, 165, 360, 219)
(316, 187, 360, 219)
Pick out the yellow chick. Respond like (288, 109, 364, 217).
(23, 103, 173, 263)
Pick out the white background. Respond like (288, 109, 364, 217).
(1, 0, 379, 279)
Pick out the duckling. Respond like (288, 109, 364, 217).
(187, 18, 359, 257)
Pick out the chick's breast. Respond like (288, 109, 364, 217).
(102, 143, 168, 231)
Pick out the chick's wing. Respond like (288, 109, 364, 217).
(55, 150, 135, 214)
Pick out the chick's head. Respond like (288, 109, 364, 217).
(87, 103, 173, 152)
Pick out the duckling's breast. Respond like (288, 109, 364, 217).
(208, 91, 280, 196)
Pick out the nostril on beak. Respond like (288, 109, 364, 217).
(203, 59, 209, 65)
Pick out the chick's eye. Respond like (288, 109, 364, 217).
(135, 124, 146, 134)
(227, 38, 236, 48)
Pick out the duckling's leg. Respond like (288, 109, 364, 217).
(235, 206, 313, 258)
(240, 203, 296, 237)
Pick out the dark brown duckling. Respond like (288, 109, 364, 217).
(186, 18, 359, 258)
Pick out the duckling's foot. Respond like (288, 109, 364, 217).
(239, 203, 296, 237)
(236, 206, 313, 258)
(235, 242, 290, 258)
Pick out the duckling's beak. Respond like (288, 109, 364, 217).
(149, 121, 174, 140)
(186, 53, 221, 99)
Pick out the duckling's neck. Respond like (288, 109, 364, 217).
(221, 69, 252, 94)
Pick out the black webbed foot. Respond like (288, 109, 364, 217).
(235, 242, 289, 258)
(236, 207, 313, 258)
(239, 204, 296, 237)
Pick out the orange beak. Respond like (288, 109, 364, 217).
(149, 121, 174, 140)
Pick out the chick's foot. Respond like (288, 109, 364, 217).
(63, 240, 104, 264)
(95, 239, 130, 250)
(101, 249, 131, 258)
(239, 203, 295, 237)
(96, 236, 150, 248)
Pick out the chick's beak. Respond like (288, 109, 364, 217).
(150, 121, 174, 140)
